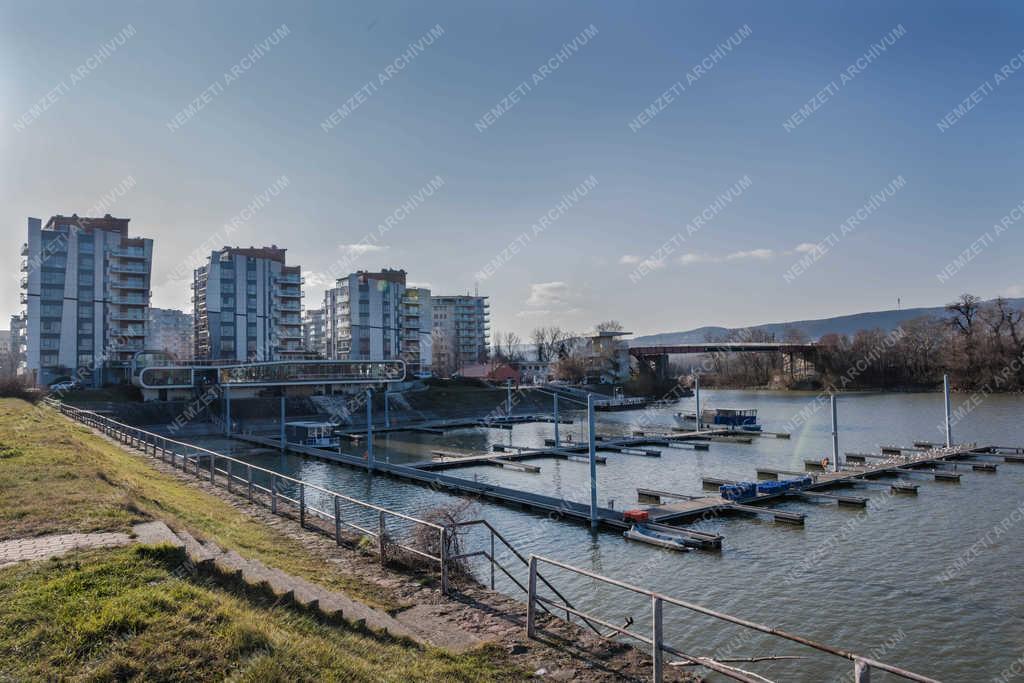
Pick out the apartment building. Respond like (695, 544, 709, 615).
(20, 214, 153, 386)
(301, 308, 326, 358)
(322, 269, 431, 375)
(191, 246, 304, 361)
(148, 308, 193, 360)
(431, 295, 489, 376)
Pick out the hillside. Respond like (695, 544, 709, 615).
(630, 297, 1024, 345)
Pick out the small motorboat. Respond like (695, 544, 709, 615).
(623, 523, 693, 552)
(674, 408, 762, 432)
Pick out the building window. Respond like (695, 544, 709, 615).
(78, 304, 93, 319)
(41, 353, 59, 367)
(41, 304, 62, 317)
(41, 287, 63, 301)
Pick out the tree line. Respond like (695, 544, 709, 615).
(677, 295, 1024, 392)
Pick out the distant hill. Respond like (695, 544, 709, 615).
(630, 298, 1024, 346)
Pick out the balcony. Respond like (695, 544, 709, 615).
(111, 247, 146, 259)
(110, 263, 147, 274)
(110, 295, 147, 305)
(110, 340, 145, 351)
(275, 315, 301, 325)
(20, 243, 28, 256)
(110, 278, 147, 290)
(276, 274, 303, 285)
(110, 310, 145, 321)
(110, 327, 146, 338)
(274, 302, 301, 312)
(20, 276, 27, 288)
(275, 287, 302, 298)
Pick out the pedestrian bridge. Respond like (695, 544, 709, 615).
(132, 355, 405, 391)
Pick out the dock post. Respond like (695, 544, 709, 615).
(831, 393, 840, 472)
(943, 374, 953, 447)
(384, 386, 390, 429)
(279, 393, 285, 452)
(553, 394, 560, 448)
(527, 556, 538, 638)
(588, 393, 598, 529)
(224, 385, 231, 437)
(652, 596, 664, 683)
(853, 658, 871, 682)
(366, 389, 375, 472)
(506, 379, 512, 416)
(694, 374, 701, 430)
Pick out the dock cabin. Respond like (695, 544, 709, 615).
(285, 421, 338, 448)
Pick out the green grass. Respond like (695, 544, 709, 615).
(0, 545, 525, 682)
(0, 399, 391, 608)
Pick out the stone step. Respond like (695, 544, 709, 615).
(132, 521, 184, 549)
(175, 529, 216, 568)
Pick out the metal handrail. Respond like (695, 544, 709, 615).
(44, 398, 450, 593)
(528, 554, 941, 683)
(453, 519, 603, 636)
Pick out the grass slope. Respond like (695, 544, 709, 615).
(0, 545, 522, 682)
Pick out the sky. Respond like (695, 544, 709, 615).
(2, 0, 1023, 340)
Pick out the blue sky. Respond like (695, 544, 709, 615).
(3, 0, 1023, 339)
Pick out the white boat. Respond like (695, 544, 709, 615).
(623, 524, 693, 552)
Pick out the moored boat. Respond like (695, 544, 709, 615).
(674, 408, 762, 432)
(623, 523, 694, 552)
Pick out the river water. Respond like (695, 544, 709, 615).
(179, 390, 1024, 681)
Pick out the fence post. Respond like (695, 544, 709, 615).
(226, 459, 233, 493)
(527, 556, 538, 639)
(439, 527, 449, 595)
(299, 483, 306, 528)
(247, 465, 253, 502)
(378, 511, 386, 567)
(271, 475, 277, 514)
(210, 453, 216, 483)
(652, 596, 664, 683)
(854, 658, 871, 682)
(334, 496, 341, 545)
(490, 530, 496, 590)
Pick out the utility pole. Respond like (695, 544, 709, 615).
(366, 388, 375, 472)
(588, 393, 597, 529)
(831, 393, 840, 472)
(943, 374, 953, 447)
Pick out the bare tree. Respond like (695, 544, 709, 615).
(595, 320, 624, 333)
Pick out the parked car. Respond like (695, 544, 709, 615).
(49, 380, 83, 393)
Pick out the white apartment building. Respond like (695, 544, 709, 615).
(20, 214, 153, 387)
(431, 295, 489, 376)
(301, 308, 326, 357)
(192, 246, 305, 361)
(322, 269, 431, 375)
(148, 308, 193, 360)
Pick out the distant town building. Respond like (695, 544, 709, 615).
(583, 330, 633, 384)
(20, 214, 153, 386)
(301, 308, 326, 358)
(322, 269, 431, 376)
(191, 246, 304, 361)
(8, 314, 26, 377)
(148, 308, 193, 360)
(431, 295, 490, 376)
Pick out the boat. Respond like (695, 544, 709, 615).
(623, 523, 694, 552)
(674, 408, 762, 432)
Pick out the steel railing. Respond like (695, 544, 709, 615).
(44, 398, 450, 593)
(527, 554, 940, 683)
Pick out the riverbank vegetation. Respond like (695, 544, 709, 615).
(682, 295, 1024, 392)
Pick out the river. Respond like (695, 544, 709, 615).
(178, 390, 1024, 682)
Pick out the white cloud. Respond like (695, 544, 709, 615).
(726, 248, 774, 260)
(677, 249, 774, 265)
(794, 242, 820, 254)
(1003, 285, 1024, 297)
(678, 253, 716, 265)
(302, 271, 334, 287)
(338, 243, 388, 256)
(408, 281, 432, 290)
(515, 309, 552, 318)
(526, 281, 571, 308)
(619, 254, 640, 264)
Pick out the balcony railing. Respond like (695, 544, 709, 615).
(274, 302, 301, 312)
(110, 279, 147, 290)
(110, 296, 147, 305)
(111, 247, 146, 259)
(110, 263, 147, 274)
(110, 311, 145, 321)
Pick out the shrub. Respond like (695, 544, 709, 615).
(0, 377, 41, 403)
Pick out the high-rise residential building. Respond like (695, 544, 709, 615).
(431, 294, 490, 376)
(148, 308, 193, 360)
(402, 287, 432, 375)
(301, 308, 326, 358)
(322, 269, 431, 375)
(191, 246, 304, 361)
(20, 214, 153, 387)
